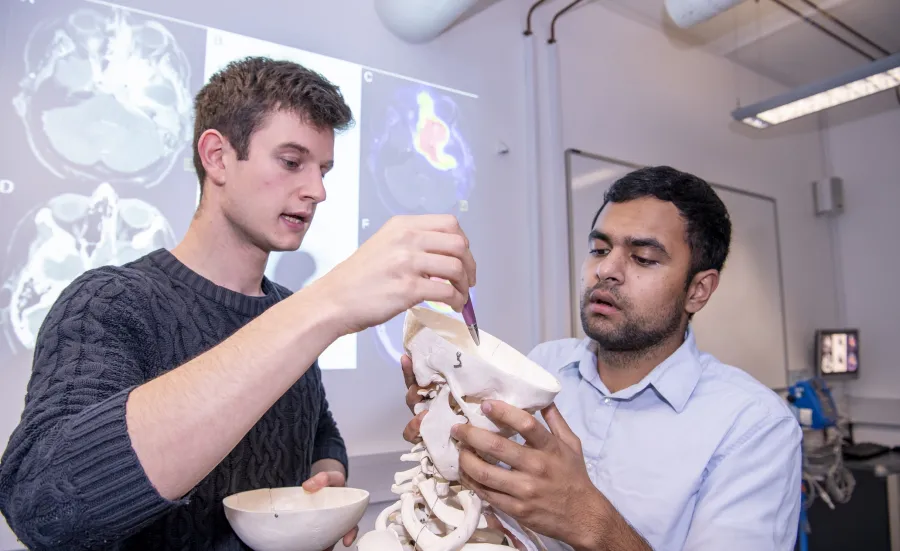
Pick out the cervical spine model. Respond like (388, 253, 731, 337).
(356, 306, 562, 551)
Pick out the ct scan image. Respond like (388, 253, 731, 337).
(0, 0, 207, 383)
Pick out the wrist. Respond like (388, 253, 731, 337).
(572, 489, 611, 551)
(291, 282, 349, 341)
(573, 490, 652, 551)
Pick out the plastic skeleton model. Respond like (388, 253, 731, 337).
(356, 306, 562, 551)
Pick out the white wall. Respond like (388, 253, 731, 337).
(824, 92, 900, 446)
(529, 2, 839, 382)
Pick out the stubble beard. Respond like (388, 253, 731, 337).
(580, 284, 685, 362)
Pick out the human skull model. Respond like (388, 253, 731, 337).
(356, 306, 562, 551)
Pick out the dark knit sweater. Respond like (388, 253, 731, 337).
(0, 249, 348, 550)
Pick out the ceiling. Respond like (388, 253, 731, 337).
(596, 0, 900, 100)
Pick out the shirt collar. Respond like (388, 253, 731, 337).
(644, 328, 704, 412)
(556, 327, 705, 413)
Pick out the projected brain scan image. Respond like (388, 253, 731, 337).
(366, 86, 475, 215)
(12, 6, 193, 188)
(1, 183, 177, 351)
(358, 73, 479, 365)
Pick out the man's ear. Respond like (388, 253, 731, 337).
(196, 129, 229, 188)
(685, 269, 719, 316)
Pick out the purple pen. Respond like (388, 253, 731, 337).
(462, 297, 480, 346)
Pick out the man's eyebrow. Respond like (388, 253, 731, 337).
(628, 237, 670, 258)
(588, 230, 609, 243)
(278, 142, 310, 154)
(589, 231, 671, 258)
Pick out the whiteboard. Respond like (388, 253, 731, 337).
(564, 150, 789, 389)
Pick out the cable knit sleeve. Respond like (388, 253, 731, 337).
(310, 364, 349, 477)
(0, 269, 186, 550)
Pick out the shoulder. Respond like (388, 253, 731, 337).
(526, 338, 584, 375)
(692, 353, 801, 453)
(30, 265, 162, 375)
(40, 264, 158, 334)
(56, 265, 152, 307)
(695, 353, 796, 420)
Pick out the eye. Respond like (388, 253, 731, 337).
(633, 256, 658, 266)
(281, 158, 300, 170)
(589, 248, 609, 257)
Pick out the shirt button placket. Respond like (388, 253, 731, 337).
(595, 397, 616, 457)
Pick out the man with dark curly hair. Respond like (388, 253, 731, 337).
(403, 166, 802, 551)
(0, 56, 477, 550)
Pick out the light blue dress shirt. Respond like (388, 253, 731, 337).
(498, 328, 803, 551)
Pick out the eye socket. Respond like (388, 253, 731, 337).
(589, 248, 609, 257)
(281, 158, 300, 170)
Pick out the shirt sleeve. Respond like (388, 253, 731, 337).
(682, 413, 803, 551)
(0, 270, 185, 550)
(311, 364, 349, 477)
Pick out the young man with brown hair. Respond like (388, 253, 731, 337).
(0, 56, 477, 550)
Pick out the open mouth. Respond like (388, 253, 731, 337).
(281, 213, 308, 225)
(589, 290, 621, 313)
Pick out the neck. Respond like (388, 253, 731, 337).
(594, 326, 687, 393)
(171, 205, 269, 296)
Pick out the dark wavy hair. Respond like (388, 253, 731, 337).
(590, 165, 732, 285)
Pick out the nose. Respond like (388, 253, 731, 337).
(303, 171, 327, 203)
(593, 250, 625, 285)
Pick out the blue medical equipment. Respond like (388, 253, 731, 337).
(787, 377, 855, 551)
(787, 378, 839, 430)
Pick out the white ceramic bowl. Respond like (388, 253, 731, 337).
(223, 486, 370, 551)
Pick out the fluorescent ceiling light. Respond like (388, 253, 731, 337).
(733, 51, 900, 128)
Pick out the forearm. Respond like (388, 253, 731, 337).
(574, 492, 653, 551)
(126, 290, 344, 500)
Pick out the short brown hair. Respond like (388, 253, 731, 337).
(191, 56, 354, 188)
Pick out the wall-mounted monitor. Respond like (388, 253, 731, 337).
(815, 329, 859, 378)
